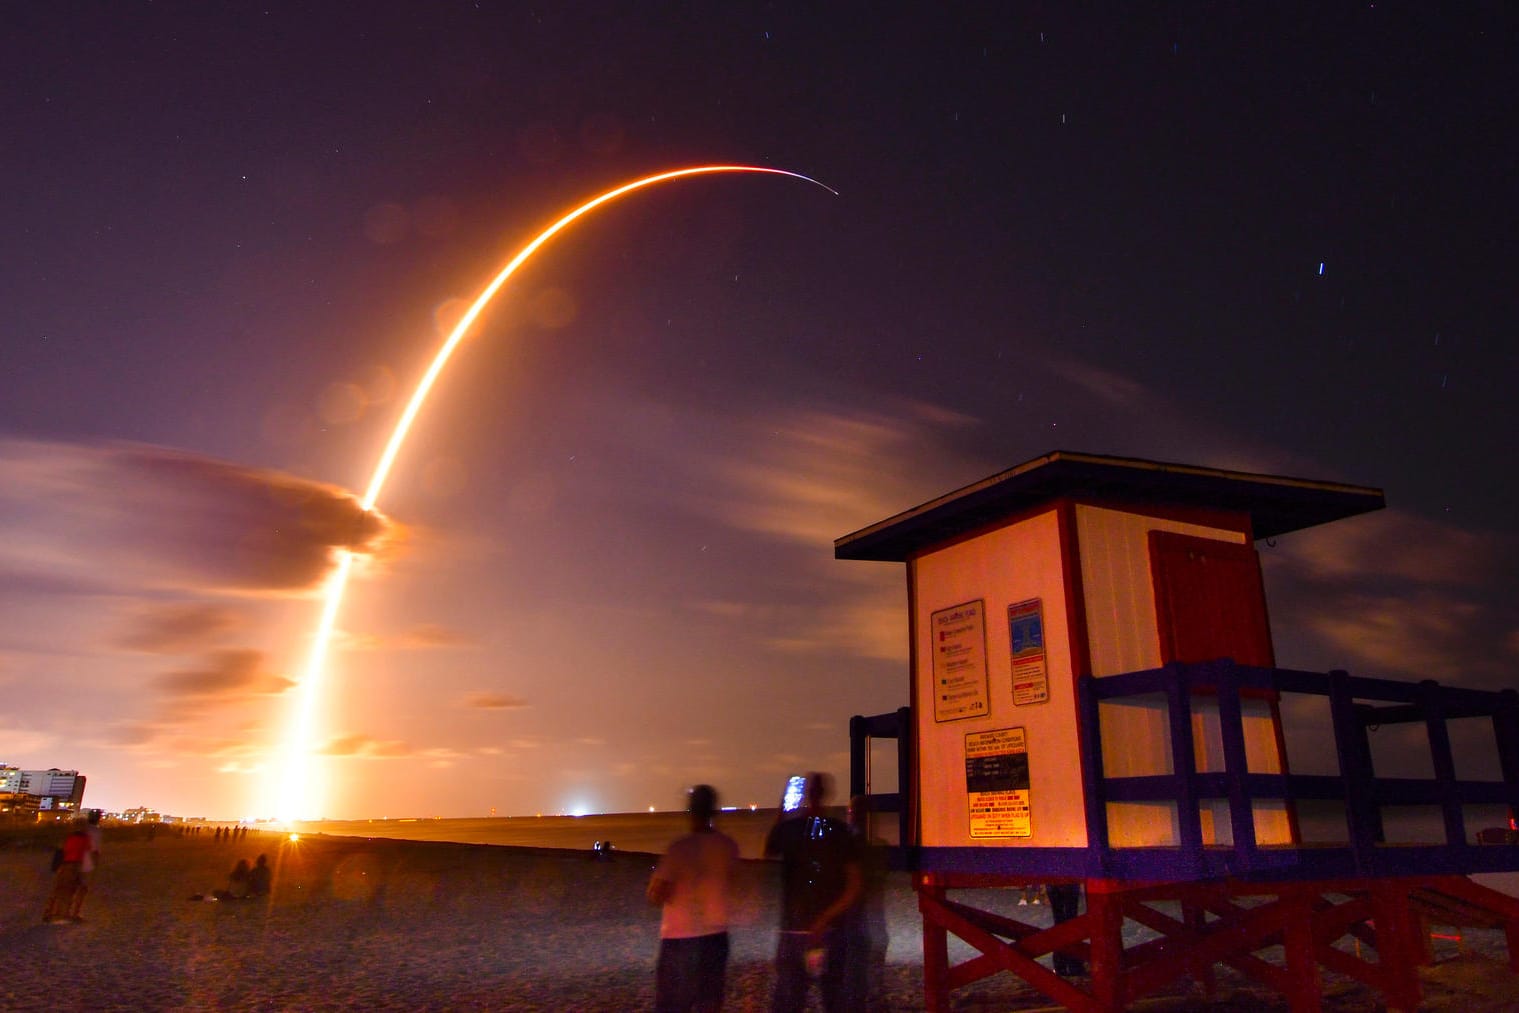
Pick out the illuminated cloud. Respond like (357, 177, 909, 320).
(126, 650, 298, 746)
(396, 624, 474, 649)
(1043, 357, 1303, 476)
(318, 734, 414, 758)
(466, 692, 530, 710)
(0, 726, 55, 755)
(578, 397, 992, 665)
(104, 723, 160, 747)
(155, 649, 293, 699)
(0, 438, 397, 596)
(1047, 359, 1150, 409)
(1264, 510, 1517, 687)
(338, 624, 475, 651)
(1266, 509, 1511, 587)
(115, 602, 245, 653)
(753, 586, 908, 662)
(705, 403, 984, 548)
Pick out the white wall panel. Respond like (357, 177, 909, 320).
(912, 510, 1085, 848)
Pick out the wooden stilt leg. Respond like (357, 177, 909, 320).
(1087, 884, 1125, 1012)
(1282, 896, 1324, 1012)
(920, 880, 950, 1013)
(1372, 885, 1424, 1013)
(1182, 898, 1217, 998)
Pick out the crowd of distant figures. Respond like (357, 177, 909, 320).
(152, 824, 260, 841)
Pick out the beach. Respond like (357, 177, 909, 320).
(4, 823, 1518, 1011)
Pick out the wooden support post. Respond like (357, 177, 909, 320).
(1371, 883, 1425, 1013)
(1182, 897, 1218, 998)
(1216, 674, 1258, 866)
(1086, 882, 1125, 1012)
(1282, 895, 1324, 1012)
(1166, 667, 1205, 872)
(1329, 670, 1382, 874)
(1420, 680, 1468, 849)
(919, 877, 951, 1013)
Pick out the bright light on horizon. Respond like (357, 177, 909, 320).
(270, 165, 836, 824)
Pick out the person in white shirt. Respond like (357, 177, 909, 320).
(647, 784, 740, 1012)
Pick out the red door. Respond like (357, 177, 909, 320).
(1149, 530, 1294, 840)
(1148, 530, 1275, 667)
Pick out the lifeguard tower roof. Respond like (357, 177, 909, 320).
(835, 450, 1385, 562)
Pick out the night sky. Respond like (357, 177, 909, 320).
(3, 5, 1515, 820)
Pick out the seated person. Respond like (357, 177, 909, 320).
(246, 854, 272, 897)
(213, 858, 251, 901)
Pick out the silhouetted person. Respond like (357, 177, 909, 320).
(845, 795, 890, 1010)
(247, 854, 272, 897)
(1048, 883, 1086, 976)
(222, 858, 251, 900)
(648, 784, 739, 1013)
(765, 772, 863, 1012)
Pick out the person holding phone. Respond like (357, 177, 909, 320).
(764, 771, 863, 1012)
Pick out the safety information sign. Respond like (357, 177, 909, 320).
(1007, 598, 1049, 706)
(965, 726, 1031, 838)
(931, 600, 989, 722)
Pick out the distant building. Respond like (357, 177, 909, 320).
(15, 768, 87, 811)
(0, 766, 20, 793)
(0, 792, 43, 821)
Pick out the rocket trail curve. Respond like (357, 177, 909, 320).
(277, 165, 835, 821)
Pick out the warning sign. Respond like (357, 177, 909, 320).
(1007, 598, 1049, 706)
(931, 600, 990, 722)
(965, 727, 1031, 838)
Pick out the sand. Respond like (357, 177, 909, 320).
(3, 826, 1517, 1011)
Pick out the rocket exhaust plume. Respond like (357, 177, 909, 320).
(276, 166, 835, 821)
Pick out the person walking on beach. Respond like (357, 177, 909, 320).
(71, 809, 103, 921)
(764, 772, 863, 1013)
(43, 822, 91, 924)
(647, 783, 740, 1013)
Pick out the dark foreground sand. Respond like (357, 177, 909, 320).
(4, 827, 1518, 1011)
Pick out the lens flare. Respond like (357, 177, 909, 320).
(274, 165, 834, 822)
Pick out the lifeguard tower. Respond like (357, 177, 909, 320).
(838, 451, 1519, 1012)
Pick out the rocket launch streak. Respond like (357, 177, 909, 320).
(276, 166, 834, 821)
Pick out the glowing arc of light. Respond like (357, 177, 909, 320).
(277, 165, 835, 822)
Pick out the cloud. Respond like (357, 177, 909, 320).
(0, 438, 397, 596)
(100, 722, 161, 747)
(317, 734, 414, 758)
(336, 623, 474, 652)
(155, 649, 292, 699)
(393, 624, 474, 649)
(115, 602, 245, 653)
(701, 403, 984, 549)
(1047, 359, 1151, 410)
(0, 726, 56, 755)
(122, 649, 297, 743)
(1267, 509, 1512, 587)
(1264, 509, 1518, 687)
(465, 692, 530, 710)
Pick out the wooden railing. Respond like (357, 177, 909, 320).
(852, 663, 1519, 881)
(1080, 660, 1519, 880)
